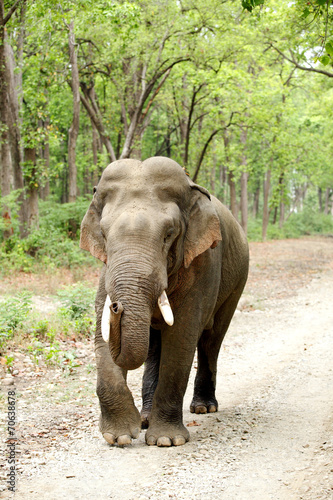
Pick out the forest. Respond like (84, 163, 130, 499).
(1, 0, 333, 272)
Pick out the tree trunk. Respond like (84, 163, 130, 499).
(3, 1, 29, 237)
(279, 201, 285, 229)
(24, 147, 39, 230)
(129, 129, 142, 160)
(318, 187, 323, 213)
(324, 188, 330, 215)
(262, 169, 271, 241)
(40, 117, 50, 199)
(68, 21, 80, 203)
(253, 186, 260, 218)
(80, 84, 117, 163)
(91, 123, 102, 186)
(239, 127, 248, 234)
(228, 170, 238, 219)
(210, 146, 217, 196)
(0, 2, 11, 237)
(240, 171, 248, 235)
(61, 140, 68, 203)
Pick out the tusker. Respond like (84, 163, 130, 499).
(80, 156, 249, 447)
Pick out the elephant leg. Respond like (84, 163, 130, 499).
(190, 291, 243, 415)
(145, 322, 198, 447)
(95, 271, 141, 446)
(95, 340, 141, 445)
(141, 328, 161, 429)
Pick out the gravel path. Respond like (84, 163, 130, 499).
(1, 238, 333, 499)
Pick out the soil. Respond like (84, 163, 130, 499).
(1, 236, 333, 499)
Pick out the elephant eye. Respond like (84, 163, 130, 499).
(164, 228, 174, 244)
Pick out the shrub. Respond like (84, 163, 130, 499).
(39, 198, 90, 239)
(57, 282, 95, 320)
(0, 197, 97, 274)
(0, 292, 32, 348)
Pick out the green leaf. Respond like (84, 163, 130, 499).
(325, 41, 333, 57)
(315, 0, 328, 6)
(319, 55, 331, 66)
(242, 0, 253, 11)
(301, 7, 310, 18)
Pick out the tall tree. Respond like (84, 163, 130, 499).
(0, 0, 27, 237)
(67, 20, 80, 202)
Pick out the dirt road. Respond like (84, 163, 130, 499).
(1, 237, 333, 499)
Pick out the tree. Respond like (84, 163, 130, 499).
(67, 20, 80, 202)
(0, 0, 27, 237)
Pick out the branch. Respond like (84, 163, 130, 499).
(192, 111, 235, 182)
(192, 129, 220, 182)
(189, 112, 210, 132)
(120, 58, 190, 159)
(4, 0, 25, 25)
(269, 43, 333, 78)
(141, 68, 171, 122)
(79, 86, 116, 162)
(185, 84, 206, 165)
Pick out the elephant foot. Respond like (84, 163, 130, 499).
(99, 404, 141, 446)
(140, 409, 150, 429)
(145, 422, 190, 447)
(190, 396, 218, 414)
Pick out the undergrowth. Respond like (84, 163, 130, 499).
(0, 283, 95, 372)
(0, 197, 97, 273)
(247, 210, 333, 241)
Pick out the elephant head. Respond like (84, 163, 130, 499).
(80, 157, 222, 370)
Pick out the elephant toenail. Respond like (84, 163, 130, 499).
(195, 406, 207, 414)
(117, 435, 132, 446)
(103, 433, 116, 445)
(146, 435, 157, 446)
(157, 437, 172, 447)
(172, 436, 186, 446)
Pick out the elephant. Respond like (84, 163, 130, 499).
(80, 156, 249, 447)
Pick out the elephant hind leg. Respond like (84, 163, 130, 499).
(190, 292, 242, 414)
(141, 328, 161, 428)
(190, 327, 219, 414)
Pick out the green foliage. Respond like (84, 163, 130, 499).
(27, 338, 81, 371)
(0, 293, 32, 348)
(57, 282, 96, 337)
(0, 282, 95, 371)
(38, 197, 90, 238)
(57, 282, 95, 320)
(0, 198, 97, 273)
(247, 210, 333, 241)
(242, 0, 264, 12)
(283, 211, 333, 238)
(1, 0, 332, 253)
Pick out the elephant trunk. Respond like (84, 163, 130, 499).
(109, 302, 151, 370)
(105, 255, 160, 370)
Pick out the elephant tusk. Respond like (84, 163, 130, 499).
(158, 291, 174, 326)
(101, 295, 111, 342)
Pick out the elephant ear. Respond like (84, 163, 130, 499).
(184, 180, 222, 269)
(80, 199, 107, 263)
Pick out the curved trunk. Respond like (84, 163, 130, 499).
(109, 301, 151, 370)
(106, 256, 159, 370)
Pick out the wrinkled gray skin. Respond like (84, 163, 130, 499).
(80, 157, 249, 447)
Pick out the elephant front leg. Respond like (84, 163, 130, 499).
(141, 328, 161, 429)
(95, 342, 141, 446)
(145, 326, 197, 447)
